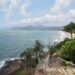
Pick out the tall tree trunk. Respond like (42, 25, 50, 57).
(70, 32, 73, 39)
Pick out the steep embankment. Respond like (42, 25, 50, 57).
(35, 55, 75, 75)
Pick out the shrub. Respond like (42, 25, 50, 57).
(59, 40, 75, 63)
(20, 40, 44, 75)
(48, 38, 70, 56)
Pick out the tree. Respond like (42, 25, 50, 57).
(64, 22, 75, 39)
(21, 48, 35, 75)
(34, 40, 44, 58)
(20, 40, 44, 75)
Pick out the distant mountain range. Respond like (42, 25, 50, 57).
(12, 25, 64, 30)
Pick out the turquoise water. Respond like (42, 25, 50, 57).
(0, 30, 65, 60)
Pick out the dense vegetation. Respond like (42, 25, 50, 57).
(48, 38, 70, 56)
(59, 39, 75, 63)
(49, 38, 75, 63)
(49, 22, 75, 64)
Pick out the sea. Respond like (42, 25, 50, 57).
(0, 30, 67, 68)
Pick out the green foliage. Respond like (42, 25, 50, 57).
(64, 22, 75, 39)
(33, 40, 44, 58)
(49, 38, 75, 63)
(21, 48, 34, 60)
(20, 40, 44, 75)
(64, 61, 73, 66)
(59, 40, 75, 63)
(48, 38, 70, 56)
(34, 40, 43, 52)
(21, 40, 44, 59)
(64, 22, 75, 32)
(48, 44, 57, 56)
(16, 70, 27, 75)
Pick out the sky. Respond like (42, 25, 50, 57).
(0, 0, 75, 28)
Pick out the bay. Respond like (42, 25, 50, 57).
(0, 30, 65, 60)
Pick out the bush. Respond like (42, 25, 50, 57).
(49, 38, 70, 56)
(59, 40, 75, 63)
(49, 38, 75, 63)
(16, 70, 27, 75)
(20, 40, 44, 75)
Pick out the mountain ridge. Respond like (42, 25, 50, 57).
(12, 25, 64, 30)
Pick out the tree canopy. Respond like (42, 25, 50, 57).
(64, 22, 75, 39)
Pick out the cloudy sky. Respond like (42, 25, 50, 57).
(0, 0, 75, 28)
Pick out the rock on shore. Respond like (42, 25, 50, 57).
(0, 59, 24, 75)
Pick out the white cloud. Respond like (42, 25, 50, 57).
(68, 9, 75, 17)
(0, 0, 6, 7)
(58, 0, 70, 6)
(20, 4, 31, 16)
(7, 13, 67, 27)
(51, 0, 71, 14)
(1, 0, 75, 27)
(0, 0, 32, 19)
(7, 9, 75, 27)
(0, 0, 4, 7)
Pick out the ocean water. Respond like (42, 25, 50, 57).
(0, 30, 66, 68)
(0, 30, 66, 60)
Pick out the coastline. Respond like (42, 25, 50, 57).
(64, 31, 75, 39)
(0, 57, 23, 69)
(0, 31, 69, 69)
(0, 58, 24, 75)
(0, 30, 75, 75)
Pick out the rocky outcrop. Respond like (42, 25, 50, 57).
(0, 59, 23, 75)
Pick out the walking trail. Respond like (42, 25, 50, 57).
(35, 54, 75, 75)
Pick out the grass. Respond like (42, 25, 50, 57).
(16, 69, 27, 75)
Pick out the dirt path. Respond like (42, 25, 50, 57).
(35, 55, 75, 75)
